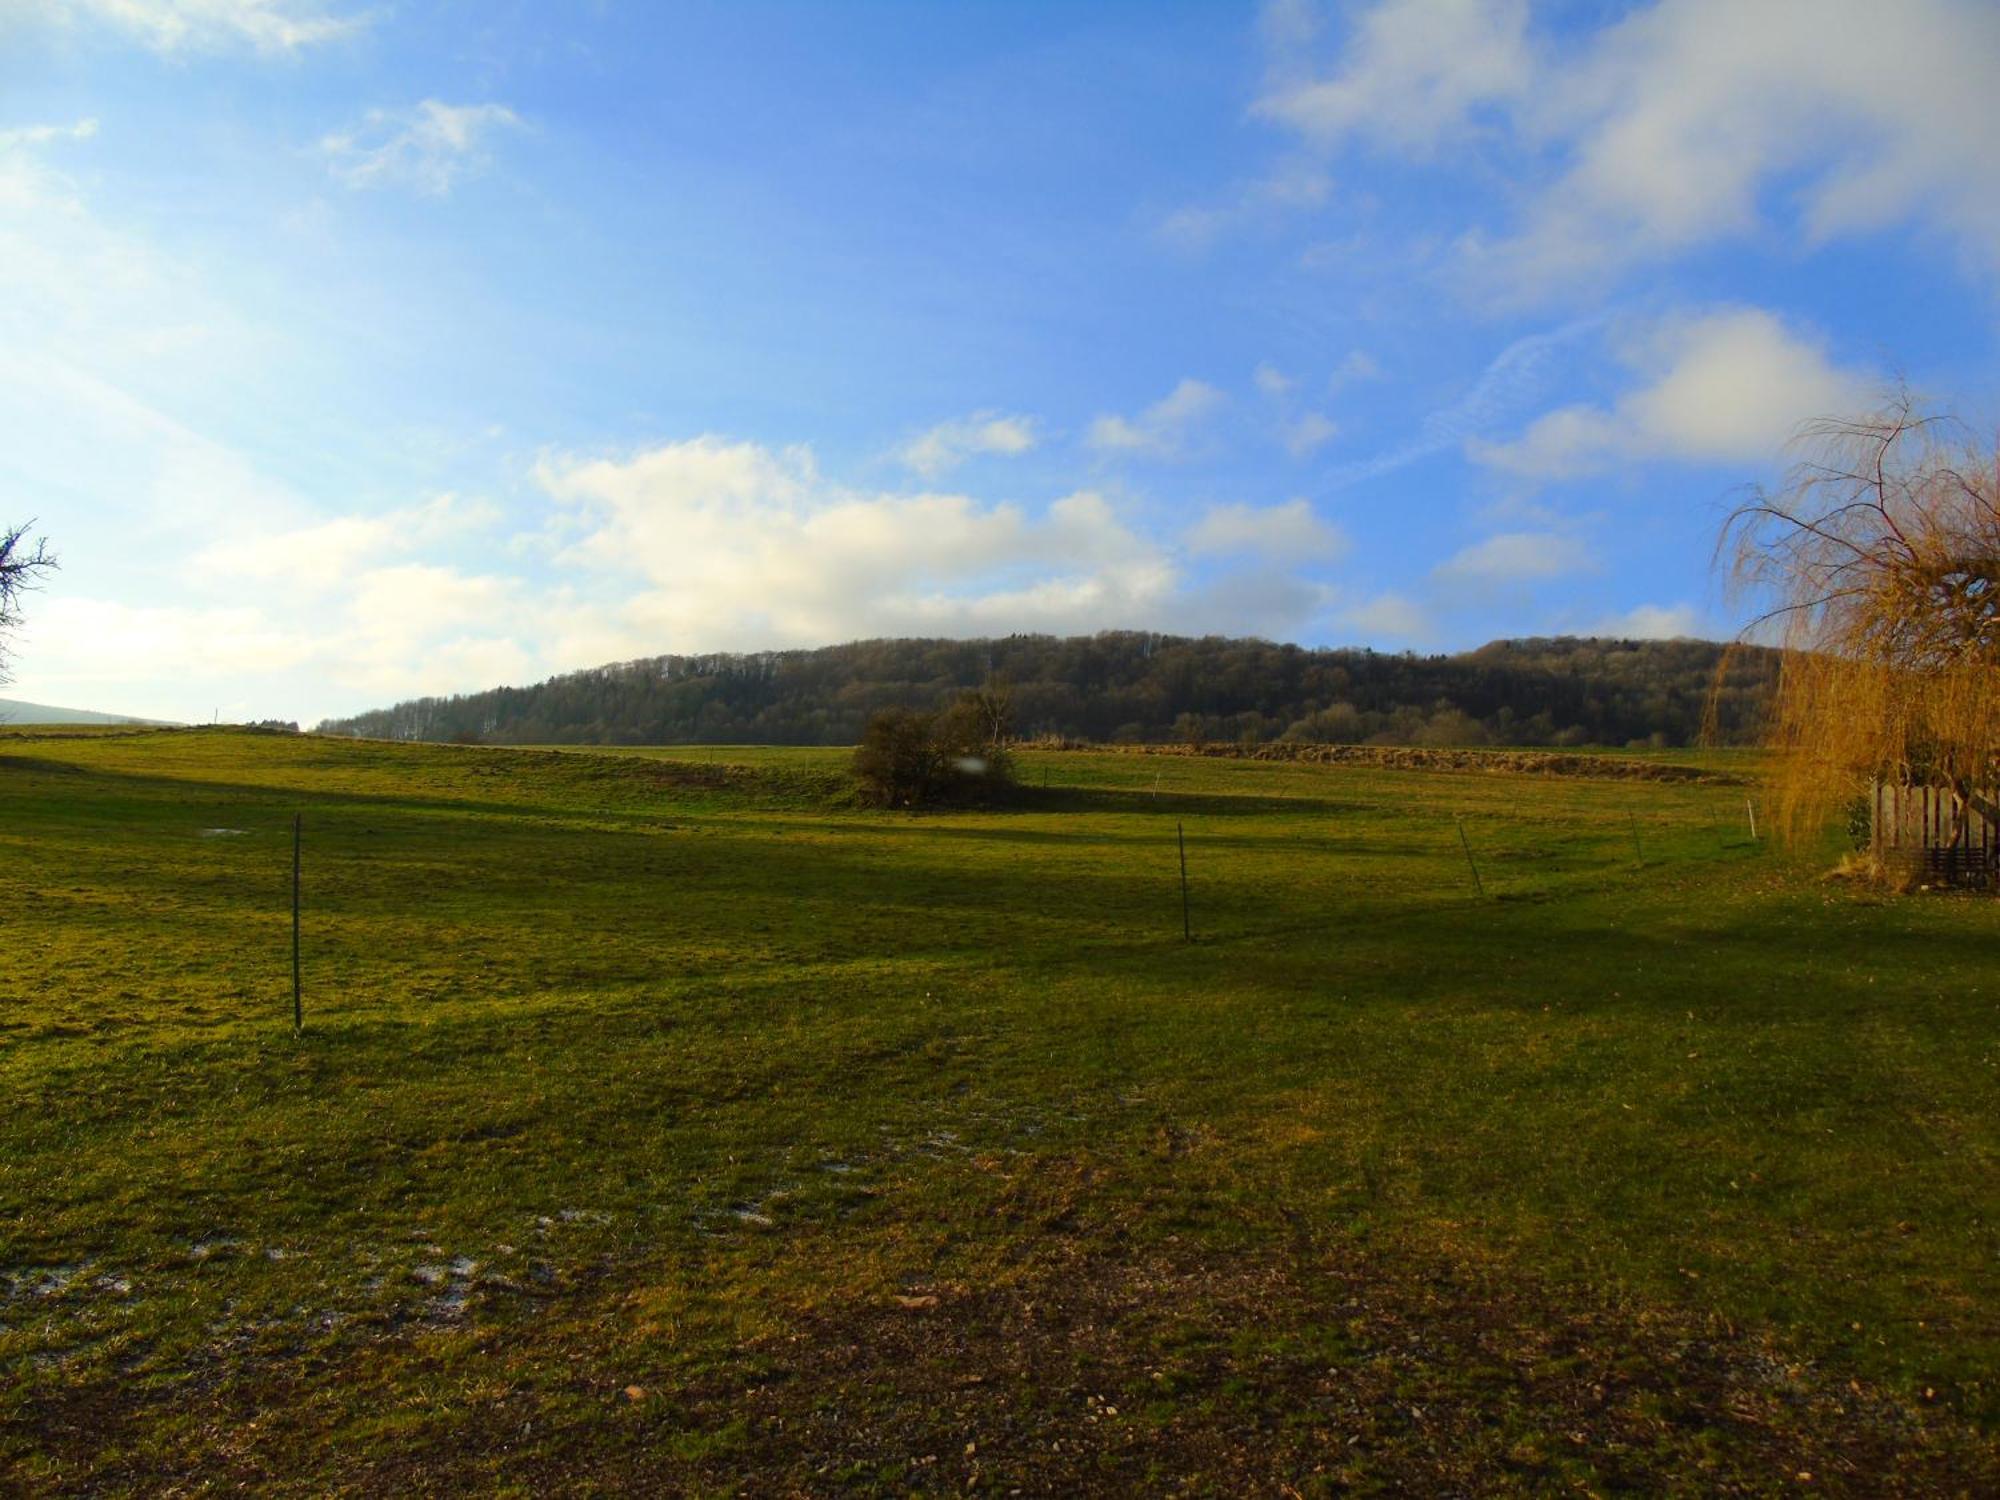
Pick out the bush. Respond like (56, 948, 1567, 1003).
(853, 692, 1015, 807)
(1845, 793, 1872, 851)
(853, 707, 943, 807)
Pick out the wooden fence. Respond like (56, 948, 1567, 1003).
(1871, 781, 2000, 886)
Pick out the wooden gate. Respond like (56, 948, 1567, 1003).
(1871, 781, 2000, 886)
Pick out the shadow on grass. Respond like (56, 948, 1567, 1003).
(0, 749, 840, 828)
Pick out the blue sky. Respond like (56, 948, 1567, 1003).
(4, 0, 1997, 724)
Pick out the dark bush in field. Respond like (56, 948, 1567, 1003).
(854, 692, 1014, 807)
(853, 708, 939, 806)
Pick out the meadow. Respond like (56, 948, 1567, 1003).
(2, 728, 1995, 1495)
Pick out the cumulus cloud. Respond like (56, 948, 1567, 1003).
(11, 425, 1381, 719)
(1586, 602, 1702, 640)
(1433, 530, 1595, 584)
(48, 0, 365, 54)
(1186, 499, 1346, 561)
(342, 563, 514, 656)
(1471, 306, 1870, 479)
(1087, 378, 1225, 458)
(1259, 0, 2000, 298)
(322, 101, 523, 196)
(1255, 0, 1532, 152)
(896, 411, 1038, 478)
(24, 597, 312, 685)
(196, 493, 498, 592)
(16, 556, 614, 721)
(537, 436, 1196, 646)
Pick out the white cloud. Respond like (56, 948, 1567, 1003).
(1258, 0, 1322, 58)
(1088, 378, 1225, 458)
(896, 411, 1039, 478)
(1338, 591, 1432, 641)
(13, 556, 607, 722)
(1253, 362, 1340, 455)
(1587, 602, 1702, 639)
(538, 436, 1192, 647)
(1254, 0, 1532, 153)
(1282, 411, 1339, 456)
(1252, 360, 1340, 455)
(196, 493, 497, 592)
(322, 101, 523, 196)
(1433, 530, 1595, 584)
(49, 0, 365, 54)
(0, 353, 549, 719)
(1159, 159, 1334, 251)
(1253, 363, 1294, 398)
(0, 119, 99, 151)
(21, 597, 313, 687)
(1260, 0, 2000, 297)
(0, 351, 310, 545)
(1186, 499, 1346, 561)
(8, 420, 1373, 719)
(1472, 307, 1870, 479)
(342, 564, 516, 665)
(1318, 317, 1599, 492)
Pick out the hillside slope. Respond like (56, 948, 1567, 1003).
(317, 632, 1778, 748)
(0, 697, 170, 726)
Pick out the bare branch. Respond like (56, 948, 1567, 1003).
(1718, 390, 2000, 846)
(0, 520, 58, 687)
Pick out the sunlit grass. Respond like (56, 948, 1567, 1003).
(2, 729, 1994, 1491)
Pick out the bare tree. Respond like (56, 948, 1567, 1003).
(0, 521, 57, 686)
(1719, 392, 2000, 847)
(959, 679, 1014, 745)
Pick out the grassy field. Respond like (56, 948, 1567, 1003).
(2, 728, 1996, 1495)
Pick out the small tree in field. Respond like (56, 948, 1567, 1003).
(853, 687, 1015, 807)
(853, 707, 946, 807)
(0, 521, 57, 687)
(1720, 395, 2000, 847)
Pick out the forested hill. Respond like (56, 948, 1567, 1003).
(316, 633, 1778, 749)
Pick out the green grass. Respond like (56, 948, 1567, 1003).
(3, 729, 1995, 1494)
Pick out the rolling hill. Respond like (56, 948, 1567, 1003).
(316, 631, 1779, 749)
(0, 697, 172, 727)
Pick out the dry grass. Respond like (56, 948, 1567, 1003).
(1044, 738, 1738, 782)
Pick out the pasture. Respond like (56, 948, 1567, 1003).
(2, 728, 1995, 1494)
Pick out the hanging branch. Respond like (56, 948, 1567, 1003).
(1719, 392, 2000, 848)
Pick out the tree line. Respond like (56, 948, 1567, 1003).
(316, 632, 1779, 749)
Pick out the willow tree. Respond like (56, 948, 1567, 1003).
(1720, 396, 2000, 848)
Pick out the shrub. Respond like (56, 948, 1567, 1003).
(853, 692, 1015, 807)
(853, 707, 945, 807)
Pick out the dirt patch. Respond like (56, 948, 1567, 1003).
(636, 1244, 1988, 1496)
(12, 1234, 1993, 1495)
